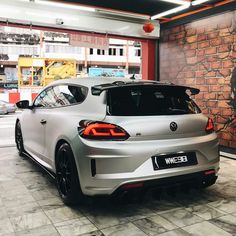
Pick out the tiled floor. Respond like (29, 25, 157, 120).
(0, 146, 236, 236)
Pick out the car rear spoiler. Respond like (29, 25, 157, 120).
(91, 81, 200, 96)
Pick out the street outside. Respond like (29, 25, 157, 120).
(0, 112, 19, 147)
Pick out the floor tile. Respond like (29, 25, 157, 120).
(87, 211, 129, 230)
(55, 217, 98, 236)
(31, 189, 57, 201)
(15, 225, 59, 236)
(183, 221, 232, 236)
(210, 215, 236, 235)
(133, 215, 177, 236)
(160, 208, 204, 227)
(10, 211, 51, 232)
(2, 193, 35, 208)
(6, 202, 41, 218)
(0, 218, 15, 236)
(146, 200, 181, 214)
(116, 204, 157, 221)
(101, 222, 147, 236)
(185, 204, 225, 220)
(45, 206, 83, 224)
(157, 229, 191, 236)
(208, 200, 236, 214)
(79, 231, 104, 236)
(0, 207, 8, 220)
(37, 197, 64, 211)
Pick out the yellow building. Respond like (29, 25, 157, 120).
(18, 57, 76, 88)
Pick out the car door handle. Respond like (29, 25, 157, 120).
(40, 119, 47, 125)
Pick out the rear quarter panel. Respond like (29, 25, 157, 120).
(44, 91, 107, 172)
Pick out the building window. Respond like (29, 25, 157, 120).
(97, 49, 105, 55)
(108, 48, 117, 56)
(89, 48, 93, 55)
(120, 49, 123, 56)
(135, 49, 141, 57)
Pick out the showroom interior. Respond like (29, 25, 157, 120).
(0, 0, 236, 235)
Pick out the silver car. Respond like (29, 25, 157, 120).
(0, 100, 17, 113)
(15, 77, 219, 205)
(0, 102, 7, 115)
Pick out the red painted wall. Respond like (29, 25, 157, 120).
(9, 93, 20, 104)
(142, 40, 156, 80)
(160, 11, 236, 148)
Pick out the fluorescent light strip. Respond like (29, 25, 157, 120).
(96, 9, 150, 20)
(20, 0, 95, 12)
(192, 0, 210, 6)
(151, 3, 190, 19)
(160, 0, 189, 5)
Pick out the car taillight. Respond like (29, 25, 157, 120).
(205, 117, 214, 133)
(79, 121, 129, 140)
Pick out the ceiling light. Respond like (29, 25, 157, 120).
(19, 0, 95, 12)
(151, 3, 190, 19)
(160, 0, 189, 5)
(192, 0, 210, 6)
(96, 9, 150, 19)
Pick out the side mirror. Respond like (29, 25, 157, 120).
(16, 100, 31, 109)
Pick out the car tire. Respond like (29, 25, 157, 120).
(56, 143, 83, 205)
(15, 121, 25, 156)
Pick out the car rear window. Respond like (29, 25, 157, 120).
(107, 85, 201, 116)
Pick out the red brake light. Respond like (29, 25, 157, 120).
(80, 121, 129, 140)
(122, 182, 144, 190)
(205, 118, 214, 133)
(204, 170, 215, 176)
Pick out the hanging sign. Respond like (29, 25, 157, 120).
(69, 34, 109, 50)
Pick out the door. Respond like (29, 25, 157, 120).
(21, 87, 53, 164)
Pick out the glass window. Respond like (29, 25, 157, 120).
(135, 49, 141, 57)
(89, 48, 93, 55)
(107, 86, 201, 116)
(34, 85, 88, 108)
(34, 87, 56, 108)
(120, 48, 124, 56)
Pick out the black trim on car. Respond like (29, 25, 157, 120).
(21, 150, 56, 180)
(112, 170, 217, 196)
(91, 81, 200, 96)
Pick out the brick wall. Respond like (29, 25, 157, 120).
(160, 11, 236, 148)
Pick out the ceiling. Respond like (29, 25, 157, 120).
(62, 0, 235, 23)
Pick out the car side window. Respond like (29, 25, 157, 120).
(52, 85, 88, 107)
(34, 87, 57, 108)
(34, 84, 88, 108)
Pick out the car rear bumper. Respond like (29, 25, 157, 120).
(113, 170, 218, 196)
(73, 133, 219, 196)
